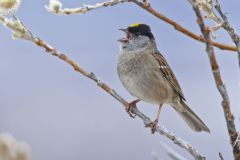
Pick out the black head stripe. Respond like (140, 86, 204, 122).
(127, 24, 155, 40)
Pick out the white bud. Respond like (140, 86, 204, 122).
(15, 142, 30, 160)
(0, 0, 21, 15)
(0, 133, 16, 157)
(0, 133, 30, 160)
(46, 0, 63, 13)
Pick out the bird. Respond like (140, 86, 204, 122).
(117, 23, 210, 133)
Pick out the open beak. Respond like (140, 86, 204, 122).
(118, 28, 130, 43)
(119, 28, 128, 33)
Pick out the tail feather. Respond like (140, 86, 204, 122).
(173, 101, 210, 133)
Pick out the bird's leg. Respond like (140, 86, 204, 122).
(126, 99, 140, 118)
(145, 104, 163, 134)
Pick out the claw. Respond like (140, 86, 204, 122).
(126, 99, 140, 118)
(145, 119, 158, 134)
(145, 104, 162, 134)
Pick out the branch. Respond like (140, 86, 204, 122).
(186, 1, 240, 159)
(0, 16, 206, 160)
(194, 0, 222, 24)
(45, 0, 129, 15)
(219, 152, 224, 160)
(159, 142, 188, 160)
(45, 0, 237, 52)
(213, 0, 240, 68)
(131, 0, 236, 52)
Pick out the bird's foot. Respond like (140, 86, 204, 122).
(126, 99, 140, 118)
(145, 119, 158, 134)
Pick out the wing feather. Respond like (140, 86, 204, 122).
(151, 51, 186, 101)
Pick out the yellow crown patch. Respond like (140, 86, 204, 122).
(130, 23, 141, 28)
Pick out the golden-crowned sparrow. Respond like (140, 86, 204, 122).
(117, 23, 210, 133)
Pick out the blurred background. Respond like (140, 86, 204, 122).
(0, 0, 239, 159)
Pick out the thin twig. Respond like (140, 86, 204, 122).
(0, 16, 206, 160)
(187, 1, 240, 160)
(219, 152, 224, 160)
(45, 0, 129, 15)
(160, 142, 188, 160)
(45, 0, 237, 52)
(195, 0, 222, 24)
(213, 0, 240, 68)
(131, 0, 236, 52)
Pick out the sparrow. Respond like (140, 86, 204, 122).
(117, 23, 210, 133)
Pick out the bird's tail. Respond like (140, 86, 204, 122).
(172, 101, 210, 133)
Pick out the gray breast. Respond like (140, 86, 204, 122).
(117, 50, 175, 104)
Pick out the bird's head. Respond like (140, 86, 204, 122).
(118, 23, 155, 50)
(118, 23, 154, 43)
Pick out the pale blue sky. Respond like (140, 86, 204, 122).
(0, 0, 239, 160)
